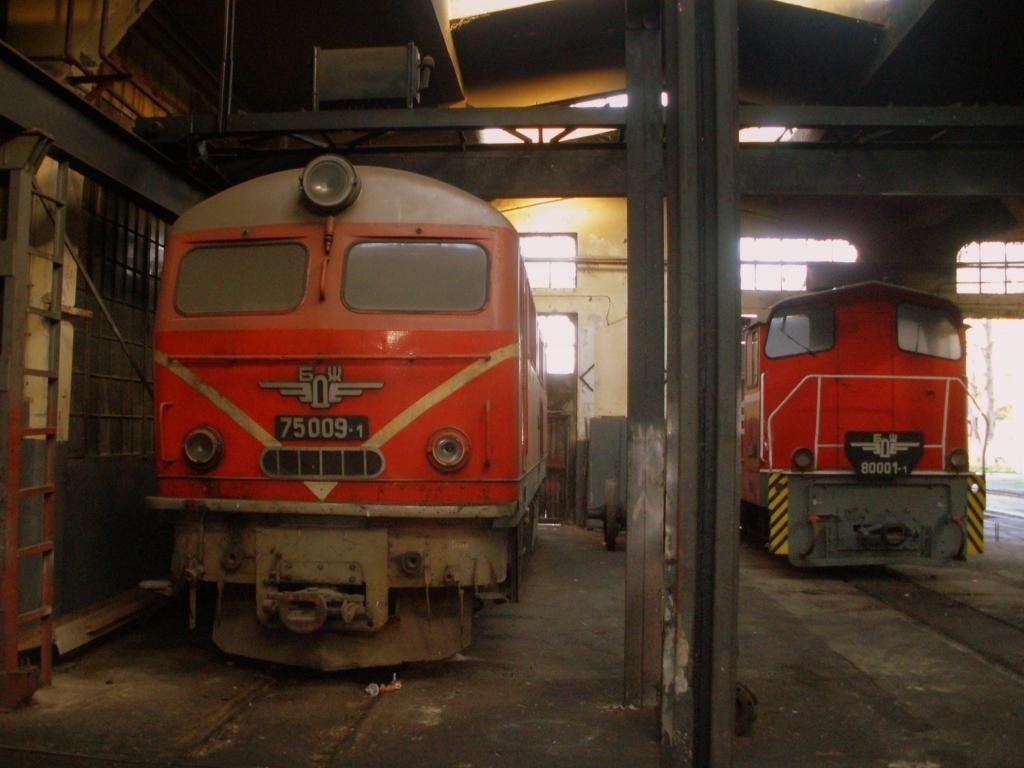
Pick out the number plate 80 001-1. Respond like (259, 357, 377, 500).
(274, 415, 369, 441)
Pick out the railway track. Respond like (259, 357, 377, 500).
(844, 566, 1024, 682)
(0, 670, 385, 768)
(173, 670, 387, 767)
(985, 508, 1024, 543)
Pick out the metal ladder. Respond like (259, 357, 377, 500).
(1, 133, 62, 711)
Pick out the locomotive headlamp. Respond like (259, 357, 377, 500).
(300, 155, 360, 213)
(183, 426, 224, 471)
(946, 447, 969, 473)
(428, 428, 470, 472)
(791, 447, 815, 472)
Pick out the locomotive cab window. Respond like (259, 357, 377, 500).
(764, 304, 834, 358)
(897, 303, 962, 360)
(344, 241, 488, 312)
(176, 242, 308, 314)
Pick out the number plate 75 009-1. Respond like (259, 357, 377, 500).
(274, 415, 369, 441)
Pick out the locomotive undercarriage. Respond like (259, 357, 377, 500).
(754, 473, 971, 567)
(162, 506, 529, 670)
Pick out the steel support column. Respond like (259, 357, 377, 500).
(623, 5, 666, 708)
(661, 0, 740, 764)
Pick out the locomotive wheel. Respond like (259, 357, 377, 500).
(507, 517, 526, 603)
(603, 519, 620, 551)
(603, 478, 621, 551)
(735, 681, 758, 736)
(527, 498, 540, 555)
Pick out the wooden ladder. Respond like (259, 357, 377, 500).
(1, 135, 63, 711)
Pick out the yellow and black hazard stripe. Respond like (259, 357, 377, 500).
(965, 473, 985, 555)
(767, 472, 789, 555)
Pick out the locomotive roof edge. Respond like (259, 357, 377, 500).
(170, 164, 514, 235)
(764, 280, 963, 322)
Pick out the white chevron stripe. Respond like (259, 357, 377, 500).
(156, 343, 519, 500)
(364, 343, 518, 449)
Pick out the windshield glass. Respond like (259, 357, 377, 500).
(897, 303, 962, 360)
(764, 304, 834, 358)
(343, 241, 488, 312)
(176, 242, 308, 314)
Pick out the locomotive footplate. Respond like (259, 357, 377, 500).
(253, 528, 388, 633)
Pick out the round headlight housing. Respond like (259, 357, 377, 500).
(946, 447, 969, 473)
(299, 154, 360, 213)
(791, 447, 814, 472)
(428, 428, 470, 472)
(183, 426, 224, 471)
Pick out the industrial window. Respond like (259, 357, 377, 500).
(741, 238, 858, 292)
(343, 241, 488, 311)
(764, 305, 834, 358)
(67, 172, 166, 458)
(956, 241, 1024, 294)
(897, 303, 962, 360)
(176, 243, 308, 314)
(521, 234, 577, 290)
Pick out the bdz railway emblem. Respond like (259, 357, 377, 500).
(843, 431, 924, 478)
(259, 365, 383, 409)
(847, 432, 921, 459)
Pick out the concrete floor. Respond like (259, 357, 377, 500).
(1, 520, 1023, 767)
(0, 526, 657, 768)
(736, 505, 1024, 768)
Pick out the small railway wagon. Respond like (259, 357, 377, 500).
(740, 281, 986, 567)
(147, 155, 546, 669)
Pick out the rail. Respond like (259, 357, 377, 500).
(762, 374, 989, 471)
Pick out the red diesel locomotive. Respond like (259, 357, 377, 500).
(147, 156, 546, 669)
(740, 281, 986, 567)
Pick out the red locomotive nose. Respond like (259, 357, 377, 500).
(739, 281, 980, 567)
(150, 162, 547, 670)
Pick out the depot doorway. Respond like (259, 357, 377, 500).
(538, 313, 577, 522)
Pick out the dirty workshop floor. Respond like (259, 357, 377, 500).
(2, 517, 1023, 768)
(0, 525, 657, 768)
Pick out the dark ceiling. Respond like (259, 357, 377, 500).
(452, 0, 625, 91)
(149, 0, 1024, 112)
(130, 0, 1024, 271)
(148, 0, 465, 109)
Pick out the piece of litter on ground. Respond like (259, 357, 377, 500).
(365, 673, 403, 696)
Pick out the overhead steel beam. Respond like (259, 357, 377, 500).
(209, 143, 1024, 199)
(144, 104, 1022, 142)
(739, 104, 1024, 129)
(350, 148, 623, 198)
(740, 146, 1024, 196)
(0, 41, 206, 216)
(136, 106, 626, 143)
(216, 147, 625, 198)
(369, 145, 1024, 198)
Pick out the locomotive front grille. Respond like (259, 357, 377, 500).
(260, 448, 385, 479)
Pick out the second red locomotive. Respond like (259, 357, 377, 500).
(740, 281, 986, 567)
(147, 155, 545, 668)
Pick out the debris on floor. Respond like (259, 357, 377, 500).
(365, 673, 404, 697)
